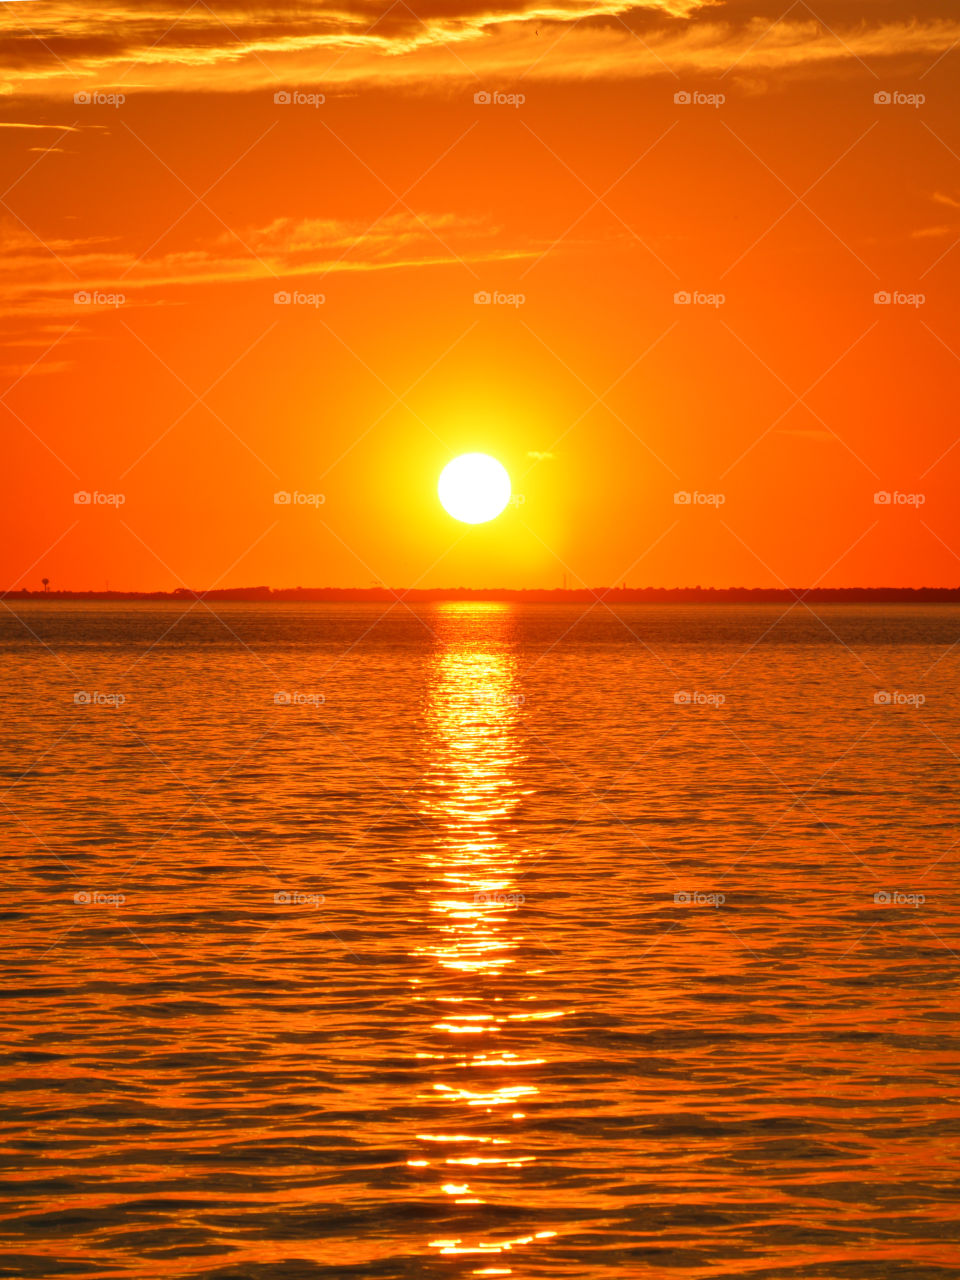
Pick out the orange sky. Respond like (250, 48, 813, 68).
(2, 0, 959, 590)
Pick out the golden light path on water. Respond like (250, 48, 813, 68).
(413, 605, 561, 1271)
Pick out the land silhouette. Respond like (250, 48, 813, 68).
(12, 586, 960, 604)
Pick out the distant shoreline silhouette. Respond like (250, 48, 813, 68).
(11, 586, 960, 604)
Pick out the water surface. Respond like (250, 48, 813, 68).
(1, 603, 958, 1278)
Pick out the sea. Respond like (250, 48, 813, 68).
(1, 602, 958, 1278)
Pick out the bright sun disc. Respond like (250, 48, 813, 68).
(438, 453, 511, 524)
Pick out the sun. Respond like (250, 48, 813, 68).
(438, 453, 512, 524)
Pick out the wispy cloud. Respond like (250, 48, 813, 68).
(912, 189, 960, 238)
(0, 121, 82, 130)
(0, 210, 530, 322)
(0, 2, 957, 97)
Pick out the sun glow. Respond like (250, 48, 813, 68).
(438, 454, 511, 525)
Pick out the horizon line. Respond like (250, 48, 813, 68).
(10, 585, 960, 602)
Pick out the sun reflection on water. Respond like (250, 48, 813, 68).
(411, 604, 555, 1265)
(419, 604, 527, 986)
